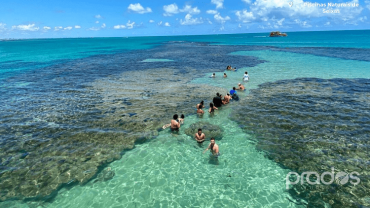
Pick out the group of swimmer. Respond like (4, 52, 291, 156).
(163, 67, 250, 157)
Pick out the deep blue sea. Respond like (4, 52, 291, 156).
(1, 30, 370, 208)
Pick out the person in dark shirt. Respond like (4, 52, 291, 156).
(213, 93, 223, 107)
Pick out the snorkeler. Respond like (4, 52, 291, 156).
(236, 83, 245, 90)
(203, 138, 220, 157)
(223, 73, 227, 78)
(243, 71, 249, 82)
(209, 103, 218, 113)
(195, 128, 205, 143)
(197, 104, 204, 114)
(196, 101, 204, 109)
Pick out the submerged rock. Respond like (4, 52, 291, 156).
(94, 167, 115, 182)
(184, 122, 223, 140)
(230, 78, 370, 208)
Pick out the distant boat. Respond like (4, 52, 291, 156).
(269, 31, 287, 37)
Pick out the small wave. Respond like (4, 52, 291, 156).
(253, 36, 267, 38)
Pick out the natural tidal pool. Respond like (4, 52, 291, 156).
(1, 42, 370, 208)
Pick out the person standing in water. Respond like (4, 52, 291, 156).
(163, 114, 185, 129)
(195, 128, 205, 143)
(223, 73, 227, 78)
(196, 101, 204, 110)
(170, 114, 181, 131)
(236, 83, 245, 90)
(203, 138, 220, 157)
(209, 103, 218, 113)
(210, 73, 216, 78)
(224, 93, 231, 104)
(213, 93, 223, 108)
(197, 104, 204, 114)
(178, 114, 185, 124)
(243, 71, 249, 82)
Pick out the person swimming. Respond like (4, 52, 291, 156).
(243, 71, 249, 82)
(223, 73, 227, 78)
(210, 73, 216, 78)
(209, 103, 218, 113)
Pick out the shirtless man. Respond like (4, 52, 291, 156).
(223, 93, 231, 104)
(236, 83, 245, 90)
(195, 128, 205, 143)
(203, 138, 220, 157)
(170, 114, 181, 131)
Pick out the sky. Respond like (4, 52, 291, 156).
(0, 0, 369, 38)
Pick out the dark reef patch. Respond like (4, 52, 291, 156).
(230, 78, 370, 208)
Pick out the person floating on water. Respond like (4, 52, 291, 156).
(243, 71, 249, 82)
(203, 138, 220, 157)
(213, 93, 223, 108)
(197, 104, 204, 114)
(196, 101, 204, 110)
(209, 103, 218, 113)
(195, 128, 205, 144)
(236, 83, 245, 91)
(223, 73, 227, 78)
(210, 73, 216, 78)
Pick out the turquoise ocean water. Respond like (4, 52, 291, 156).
(1, 30, 370, 208)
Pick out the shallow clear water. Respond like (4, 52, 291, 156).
(6, 109, 300, 208)
(1, 31, 370, 208)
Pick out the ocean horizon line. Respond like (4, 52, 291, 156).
(1, 28, 369, 41)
